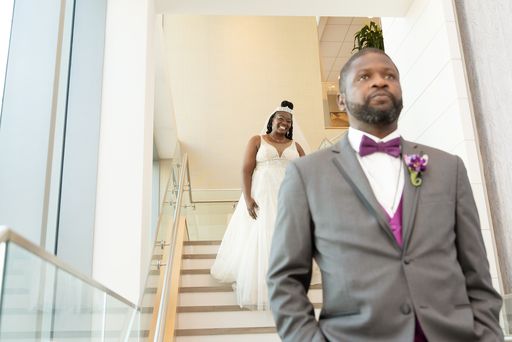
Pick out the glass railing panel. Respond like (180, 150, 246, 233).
(126, 309, 144, 341)
(183, 201, 237, 241)
(132, 154, 184, 340)
(0, 239, 137, 342)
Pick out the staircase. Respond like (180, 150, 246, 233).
(173, 240, 323, 341)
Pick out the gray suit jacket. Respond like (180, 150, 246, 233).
(267, 136, 503, 342)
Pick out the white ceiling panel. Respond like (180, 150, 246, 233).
(338, 41, 355, 57)
(322, 68, 331, 80)
(332, 57, 350, 75)
(328, 71, 341, 83)
(317, 17, 383, 81)
(321, 57, 336, 73)
(319, 41, 342, 57)
(321, 25, 350, 42)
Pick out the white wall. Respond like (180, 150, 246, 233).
(382, 0, 501, 292)
(93, 0, 156, 303)
(165, 16, 327, 190)
(0, 0, 14, 106)
(154, 14, 178, 159)
(454, 0, 512, 296)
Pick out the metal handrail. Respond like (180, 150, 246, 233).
(185, 158, 238, 205)
(0, 227, 137, 309)
(0, 151, 216, 340)
(317, 131, 347, 150)
(154, 153, 188, 341)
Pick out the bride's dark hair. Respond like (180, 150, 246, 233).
(266, 100, 294, 139)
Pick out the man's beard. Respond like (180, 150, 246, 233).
(346, 93, 403, 126)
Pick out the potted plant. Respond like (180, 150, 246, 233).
(353, 21, 385, 51)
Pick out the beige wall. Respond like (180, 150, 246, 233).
(164, 16, 330, 189)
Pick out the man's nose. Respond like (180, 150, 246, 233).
(371, 75, 388, 87)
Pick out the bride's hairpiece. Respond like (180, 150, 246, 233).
(273, 100, 294, 115)
(274, 106, 293, 115)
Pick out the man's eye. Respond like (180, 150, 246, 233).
(358, 75, 369, 81)
(385, 74, 396, 80)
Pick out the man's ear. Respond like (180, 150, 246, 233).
(337, 93, 347, 112)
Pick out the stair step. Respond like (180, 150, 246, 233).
(179, 283, 321, 292)
(183, 244, 220, 254)
(182, 258, 215, 269)
(182, 254, 216, 259)
(179, 288, 322, 307)
(180, 286, 232, 293)
(180, 271, 323, 288)
(178, 305, 250, 313)
(177, 310, 276, 330)
(177, 302, 322, 313)
(176, 326, 276, 336)
(176, 333, 280, 341)
(183, 240, 221, 246)
(180, 274, 223, 287)
(176, 237, 324, 340)
(181, 269, 211, 275)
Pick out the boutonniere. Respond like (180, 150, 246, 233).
(403, 153, 429, 187)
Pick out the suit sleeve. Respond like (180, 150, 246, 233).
(267, 162, 326, 342)
(454, 157, 504, 341)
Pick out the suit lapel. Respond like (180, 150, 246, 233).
(331, 137, 401, 251)
(400, 139, 421, 252)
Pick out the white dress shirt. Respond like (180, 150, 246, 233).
(348, 127, 404, 217)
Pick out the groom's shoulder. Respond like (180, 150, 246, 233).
(403, 139, 461, 167)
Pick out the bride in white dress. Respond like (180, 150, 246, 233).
(211, 101, 311, 310)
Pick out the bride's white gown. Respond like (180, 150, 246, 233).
(211, 136, 319, 310)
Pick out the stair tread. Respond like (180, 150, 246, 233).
(181, 269, 211, 274)
(175, 327, 276, 336)
(176, 240, 323, 336)
(178, 302, 322, 312)
(178, 283, 321, 292)
(179, 286, 233, 293)
(184, 241, 221, 246)
(182, 253, 217, 259)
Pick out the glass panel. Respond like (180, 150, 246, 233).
(133, 154, 183, 340)
(0, 241, 137, 341)
(183, 201, 237, 241)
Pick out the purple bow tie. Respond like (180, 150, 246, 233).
(359, 135, 401, 158)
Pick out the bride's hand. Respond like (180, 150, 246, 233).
(246, 198, 259, 220)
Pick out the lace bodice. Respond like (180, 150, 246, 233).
(255, 136, 299, 168)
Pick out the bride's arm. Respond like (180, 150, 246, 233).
(295, 142, 305, 157)
(241, 135, 260, 219)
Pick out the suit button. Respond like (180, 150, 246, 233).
(403, 259, 410, 265)
(400, 303, 411, 315)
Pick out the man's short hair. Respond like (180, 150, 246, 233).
(338, 48, 398, 93)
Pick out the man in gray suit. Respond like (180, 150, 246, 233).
(267, 48, 503, 341)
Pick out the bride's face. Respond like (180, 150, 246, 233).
(272, 112, 292, 134)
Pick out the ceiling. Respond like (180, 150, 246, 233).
(318, 17, 381, 87)
(155, 0, 412, 17)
